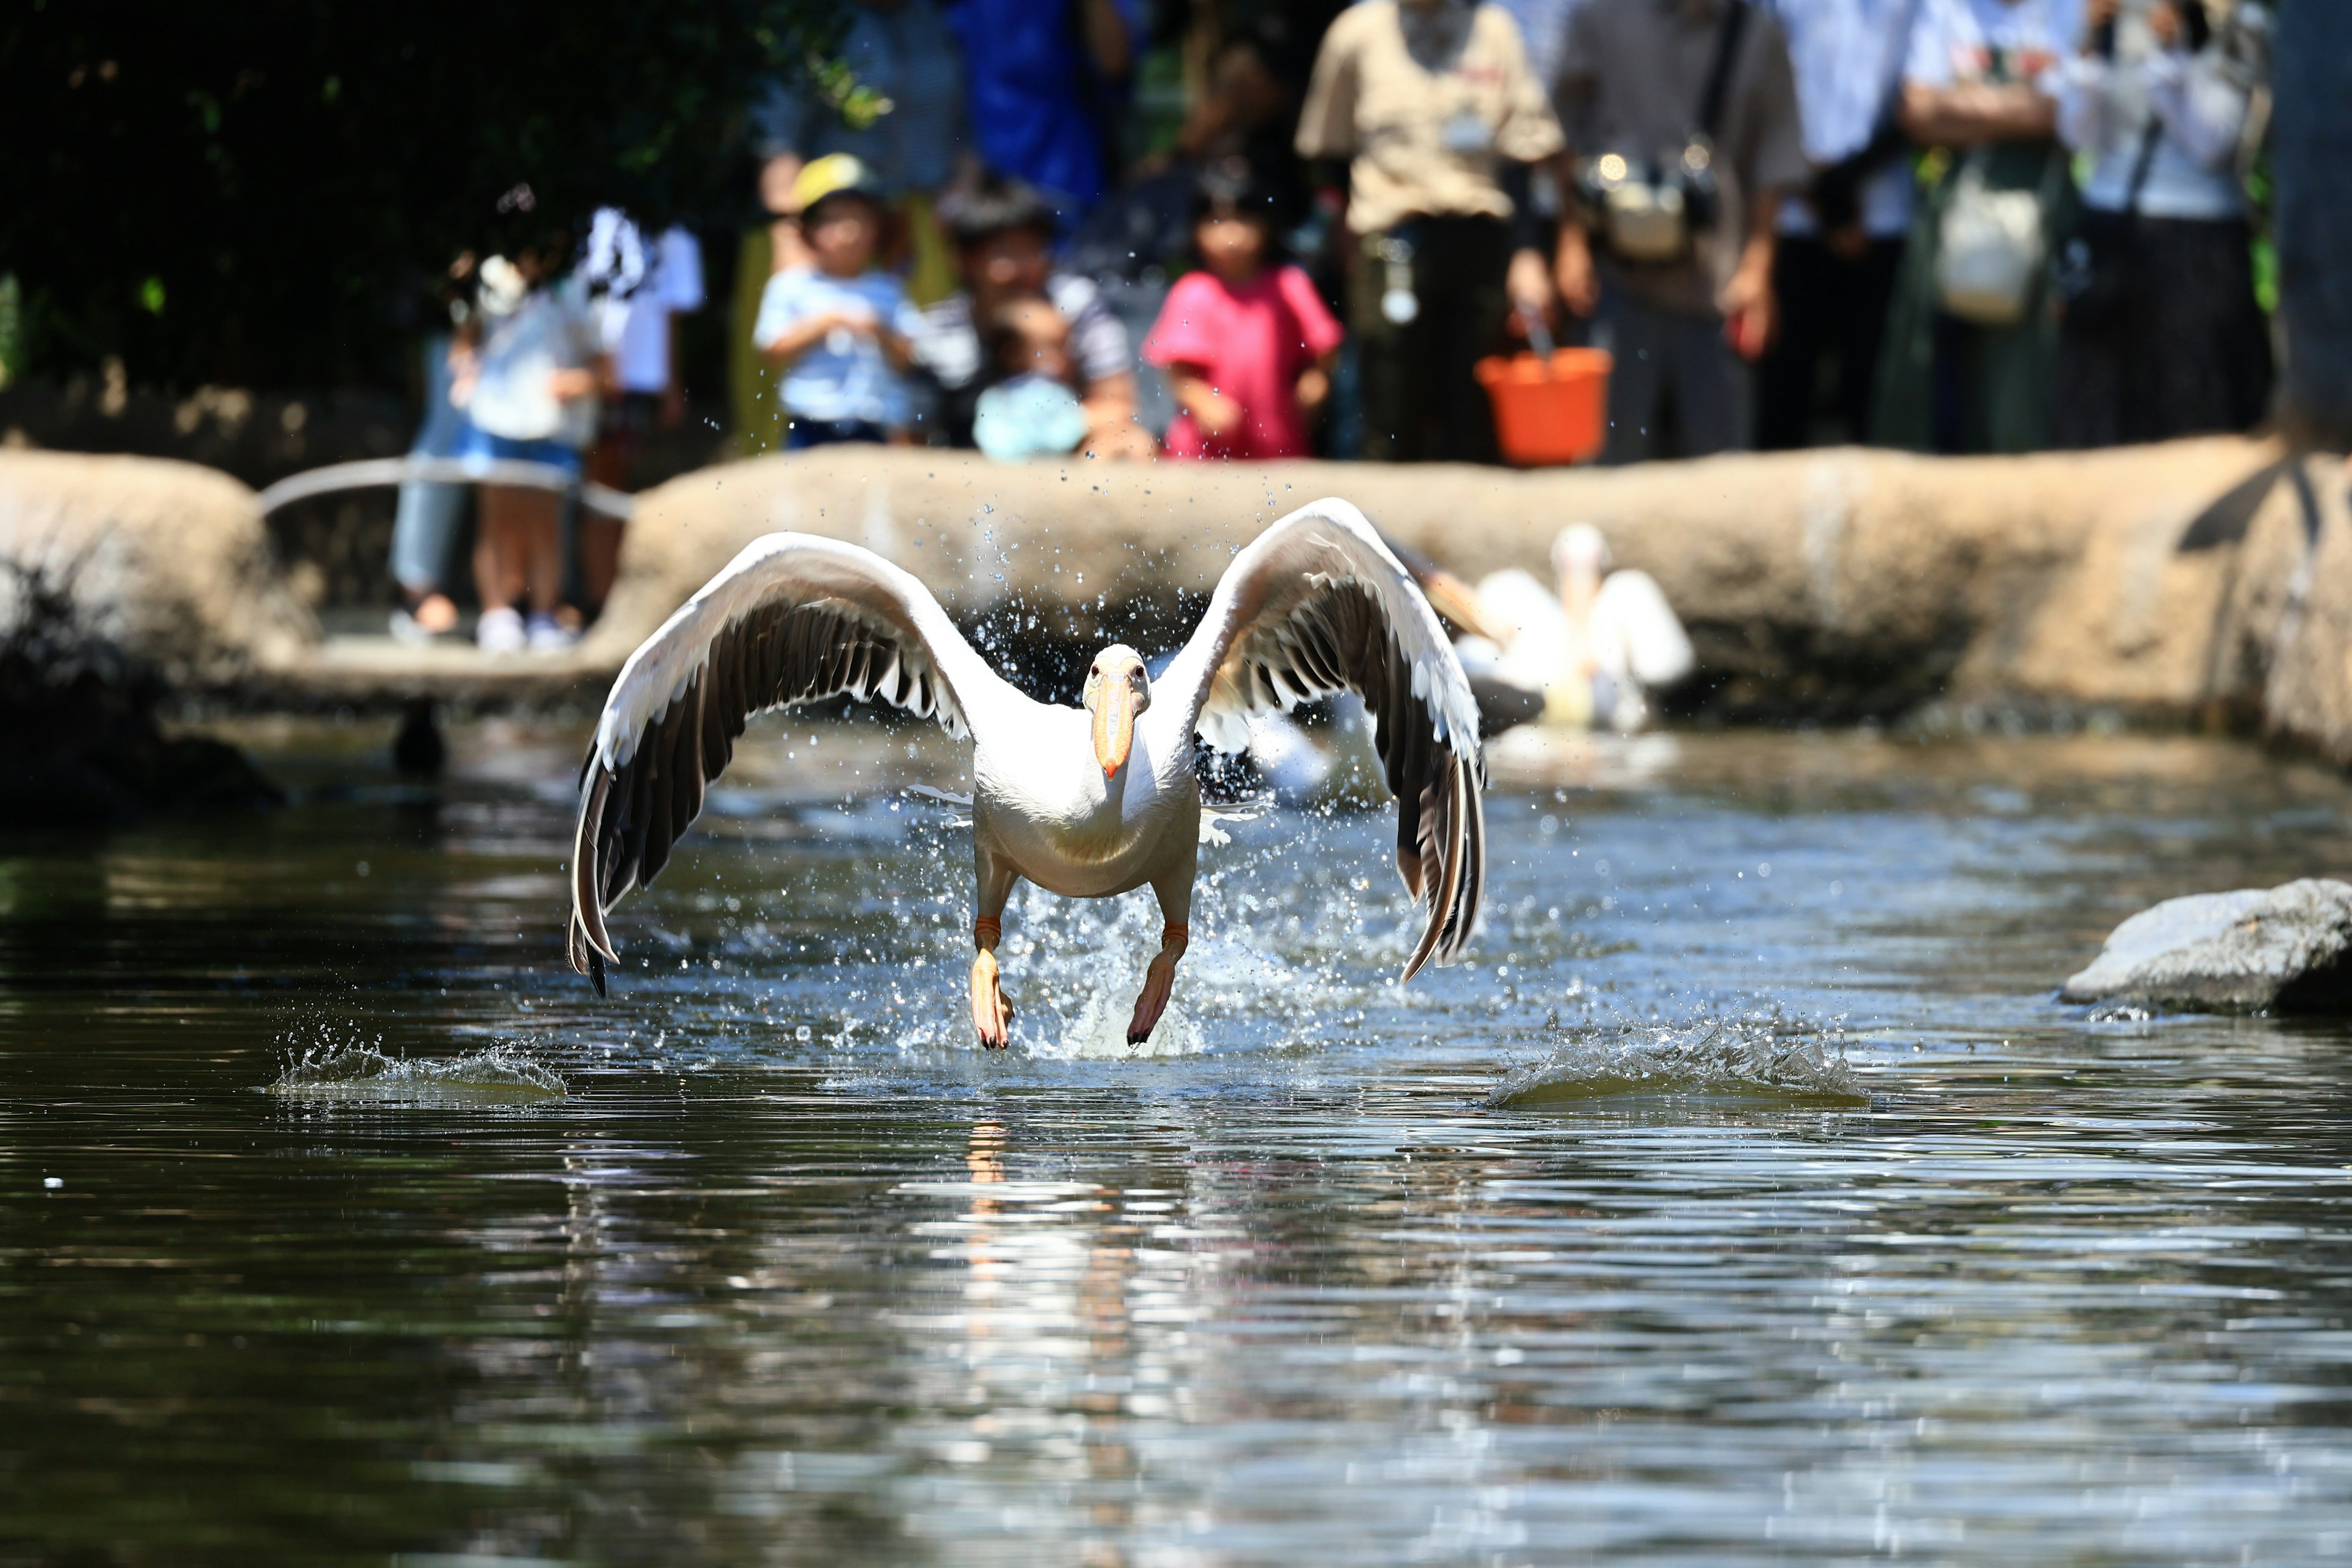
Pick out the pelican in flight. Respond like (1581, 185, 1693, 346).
(568, 498, 1485, 1047)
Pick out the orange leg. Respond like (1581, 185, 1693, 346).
(971, 915, 1016, 1049)
(1126, 922, 1188, 1045)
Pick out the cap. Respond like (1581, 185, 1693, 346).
(792, 153, 884, 216)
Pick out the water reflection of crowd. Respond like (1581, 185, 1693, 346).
(402, 0, 2275, 651)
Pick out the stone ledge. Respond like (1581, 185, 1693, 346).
(9, 440, 2348, 754)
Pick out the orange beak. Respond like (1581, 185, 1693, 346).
(1093, 679, 1136, 779)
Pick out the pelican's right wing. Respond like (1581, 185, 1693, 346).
(1157, 498, 1485, 981)
(568, 533, 1016, 992)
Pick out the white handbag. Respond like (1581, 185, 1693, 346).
(1936, 155, 2046, 326)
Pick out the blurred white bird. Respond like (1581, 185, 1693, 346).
(1453, 523, 1693, 733)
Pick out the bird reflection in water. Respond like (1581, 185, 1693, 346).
(926, 1118, 1146, 1566)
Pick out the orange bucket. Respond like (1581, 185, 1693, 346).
(1475, 347, 1613, 466)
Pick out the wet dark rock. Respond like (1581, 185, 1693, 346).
(2062, 878, 2352, 1014)
(0, 558, 281, 828)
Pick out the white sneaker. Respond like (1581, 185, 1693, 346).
(389, 609, 434, 647)
(526, 613, 581, 652)
(475, 606, 527, 654)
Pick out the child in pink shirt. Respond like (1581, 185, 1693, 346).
(1144, 161, 1344, 461)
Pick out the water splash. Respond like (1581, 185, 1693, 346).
(1490, 1016, 1863, 1107)
(1027, 990, 1206, 1059)
(269, 1036, 565, 1103)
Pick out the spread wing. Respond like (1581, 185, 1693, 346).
(1593, 568, 1694, 688)
(568, 533, 1016, 993)
(1158, 498, 1485, 980)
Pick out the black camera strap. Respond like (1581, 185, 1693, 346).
(1695, 1, 1752, 143)
(2121, 116, 2163, 217)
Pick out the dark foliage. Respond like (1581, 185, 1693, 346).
(0, 1, 843, 392)
(0, 557, 282, 827)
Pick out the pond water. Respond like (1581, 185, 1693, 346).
(8, 718, 2352, 1566)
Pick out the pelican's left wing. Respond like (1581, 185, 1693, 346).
(569, 532, 1017, 993)
(1158, 499, 1485, 979)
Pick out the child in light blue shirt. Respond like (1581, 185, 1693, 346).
(753, 155, 924, 445)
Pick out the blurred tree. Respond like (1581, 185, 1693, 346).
(0, 1, 850, 391)
(2272, 0, 2352, 447)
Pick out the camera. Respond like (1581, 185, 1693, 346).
(1574, 140, 1722, 265)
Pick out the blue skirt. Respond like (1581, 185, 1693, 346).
(458, 426, 584, 477)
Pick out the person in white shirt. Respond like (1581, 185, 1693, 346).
(582, 209, 706, 610)
(450, 232, 608, 654)
(753, 156, 925, 445)
(1873, 0, 2083, 453)
(2050, 0, 2271, 445)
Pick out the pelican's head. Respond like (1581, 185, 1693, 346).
(1083, 645, 1152, 779)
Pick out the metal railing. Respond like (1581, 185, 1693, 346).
(254, 456, 636, 520)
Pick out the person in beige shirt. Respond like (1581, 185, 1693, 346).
(1297, 0, 1574, 462)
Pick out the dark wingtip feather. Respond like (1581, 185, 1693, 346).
(589, 948, 607, 997)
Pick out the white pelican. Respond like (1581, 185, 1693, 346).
(567, 498, 1485, 1047)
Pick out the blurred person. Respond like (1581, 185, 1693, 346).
(2049, 0, 2271, 446)
(1495, 0, 1591, 100)
(1756, 0, 1920, 448)
(1552, 0, 1810, 463)
(735, 0, 969, 454)
(581, 209, 704, 612)
(1872, 0, 2081, 454)
(1066, 2, 1346, 300)
(1142, 159, 1345, 461)
(753, 156, 925, 448)
(1453, 522, 1694, 730)
(911, 175, 1153, 456)
(971, 296, 1093, 459)
(750, 0, 968, 304)
(948, 0, 1140, 221)
(450, 235, 607, 655)
(1295, 0, 1570, 464)
(1152, 2, 1352, 211)
(388, 253, 475, 645)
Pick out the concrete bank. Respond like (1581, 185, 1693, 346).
(593, 439, 2314, 723)
(6, 440, 2347, 752)
(0, 450, 315, 684)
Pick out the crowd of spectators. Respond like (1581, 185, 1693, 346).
(725, 0, 2274, 467)
(402, 0, 2279, 649)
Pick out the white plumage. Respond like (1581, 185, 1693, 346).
(568, 498, 1485, 1047)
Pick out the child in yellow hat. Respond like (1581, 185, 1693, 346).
(752, 155, 923, 446)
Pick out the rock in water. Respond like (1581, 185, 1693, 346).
(2062, 879, 2352, 1013)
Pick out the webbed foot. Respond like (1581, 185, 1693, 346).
(1125, 923, 1188, 1044)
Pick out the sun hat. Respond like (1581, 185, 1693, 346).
(792, 153, 885, 217)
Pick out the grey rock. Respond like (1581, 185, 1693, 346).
(2062, 878, 2352, 1013)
